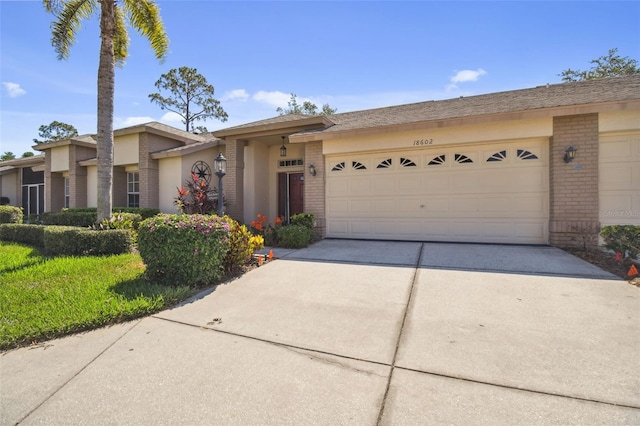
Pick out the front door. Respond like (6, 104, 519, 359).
(277, 172, 304, 221)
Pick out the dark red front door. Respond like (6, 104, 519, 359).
(277, 172, 304, 221)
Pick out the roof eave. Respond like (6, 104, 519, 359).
(213, 115, 333, 139)
(289, 99, 640, 142)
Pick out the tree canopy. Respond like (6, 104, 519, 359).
(560, 48, 640, 82)
(1, 152, 16, 161)
(276, 93, 337, 116)
(149, 66, 228, 133)
(33, 121, 78, 144)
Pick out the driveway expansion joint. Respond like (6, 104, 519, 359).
(394, 366, 640, 411)
(375, 242, 425, 425)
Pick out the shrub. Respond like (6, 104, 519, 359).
(290, 212, 315, 230)
(222, 217, 265, 273)
(0, 205, 23, 224)
(42, 226, 133, 256)
(42, 211, 96, 227)
(276, 224, 313, 249)
(175, 173, 223, 215)
(138, 214, 231, 286)
(600, 225, 640, 260)
(0, 224, 46, 246)
(96, 212, 142, 245)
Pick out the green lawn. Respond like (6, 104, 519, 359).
(0, 242, 194, 350)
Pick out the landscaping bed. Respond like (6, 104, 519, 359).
(565, 247, 640, 286)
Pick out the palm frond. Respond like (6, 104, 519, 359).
(113, 6, 130, 65)
(47, 0, 98, 60)
(123, 0, 169, 62)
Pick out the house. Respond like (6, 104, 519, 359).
(0, 155, 45, 218)
(1, 75, 639, 248)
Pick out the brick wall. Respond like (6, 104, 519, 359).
(68, 145, 94, 208)
(138, 132, 158, 209)
(225, 139, 244, 221)
(304, 141, 326, 238)
(549, 113, 599, 248)
(45, 154, 64, 212)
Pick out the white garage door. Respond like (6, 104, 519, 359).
(326, 139, 549, 244)
(599, 132, 640, 226)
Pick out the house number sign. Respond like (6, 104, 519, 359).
(412, 138, 434, 146)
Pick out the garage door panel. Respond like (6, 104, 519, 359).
(349, 177, 371, 194)
(600, 135, 640, 226)
(327, 179, 349, 196)
(326, 139, 549, 244)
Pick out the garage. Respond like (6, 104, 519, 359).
(325, 139, 549, 244)
(599, 132, 640, 227)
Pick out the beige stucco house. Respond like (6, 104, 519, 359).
(2, 75, 639, 248)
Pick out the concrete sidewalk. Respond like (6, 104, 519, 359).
(2, 241, 639, 425)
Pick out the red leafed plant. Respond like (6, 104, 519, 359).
(174, 172, 221, 215)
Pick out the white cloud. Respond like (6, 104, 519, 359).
(447, 68, 487, 90)
(160, 112, 183, 125)
(2, 82, 26, 98)
(222, 89, 249, 102)
(253, 90, 291, 108)
(115, 116, 155, 128)
(450, 68, 487, 84)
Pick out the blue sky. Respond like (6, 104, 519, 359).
(1, 1, 639, 156)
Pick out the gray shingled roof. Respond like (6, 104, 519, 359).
(313, 75, 640, 134)
(214, 76, 639, 138)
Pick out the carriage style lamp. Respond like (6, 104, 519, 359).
(564, 146, 577, 163)
(308, 164, 317, 176)
(280, 136, 287, 157)
(214, 152, 226, 216)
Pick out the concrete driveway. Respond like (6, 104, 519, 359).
(2, 240, 639, 425)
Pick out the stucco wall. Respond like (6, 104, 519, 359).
(86, 165, 97, 207)
(0, 171, 18, 206)
(158, 157, 182, 213)
(50, 146, 69, 172)
(114, 134, 139, 166)
(244, 142, 269, 222)
(322, 117, 552, 155)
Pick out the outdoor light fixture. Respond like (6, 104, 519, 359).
(280, 136, 287, 157)
(564, 145, 577, 163)
(214, 152, 226, 216)
(308, 164, 317, 176)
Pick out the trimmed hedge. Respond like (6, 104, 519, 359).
(0, 224, 46, 246)
(42, 211, 96, 227)
(276, 224, 314, 248)
(43, 227, 133, 256)
(138, 214, 231, 286)
(0, 206, 23, 224)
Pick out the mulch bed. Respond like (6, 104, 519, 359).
(565, 247, 640, 287)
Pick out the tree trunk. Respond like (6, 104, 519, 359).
(96, 0, 116, 223)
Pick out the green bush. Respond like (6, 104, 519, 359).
(290, 212, 315, 230)
(42, 211, 96, 227)
(0, 205, 23, 224)
(43, 227, 133, 256)
(138, 214, 230, 286)
(276, 224, 314, 249)
(0, 224, 46, 246)
(222, 217, 265, 273)
(600, 225, 640, 260)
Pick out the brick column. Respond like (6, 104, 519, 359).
(138, 132, 159, 209)
(45, 154, 64, 212)
(549, 114, 599, 248)
(304, 141, 326, 238)
(68, 145, 93, 208)
(224, 139, 244, 221)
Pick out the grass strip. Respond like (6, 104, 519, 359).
(0, 242, 194, 350)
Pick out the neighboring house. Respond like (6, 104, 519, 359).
(1, 75, 639, 248)
(0, 155, 46, 218)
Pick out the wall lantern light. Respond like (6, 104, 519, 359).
(308, 164, 317, 176)
(280, 136, 287, 157)
(214, 152, 226, 216)
(564, 145, 577, 163)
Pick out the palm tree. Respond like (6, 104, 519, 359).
(44, 0, 168, 222)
